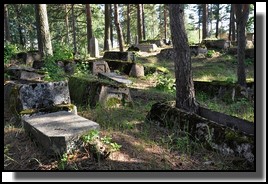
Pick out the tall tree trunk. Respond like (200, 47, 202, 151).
(110, 4, 113, 48)
(169, 4, 198, 113)
(14, 5, 24, 47)
(65, 4, 70, 44)
(202, 4, 208, 40)
(215, 4, 220, 38)
(142, 4, 146, 40)
(164, 4, 168, 40)
(86, 4, 93, 54)
(198, 5, 201, 43)
(71, 4, 77, 54)
(126, 4, 131, 45)
(104, 4, 111, 51)
(35, 4, 43, 54)
(234, 4, 249, 87)
(36, 4, 53, 56)
(114, 4, 124, 51)
(4, 4, 11, 42)
(137, 4, 143, 42)
(231, 5, 236, 41)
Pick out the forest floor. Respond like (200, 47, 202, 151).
(4, 48, 255, 171)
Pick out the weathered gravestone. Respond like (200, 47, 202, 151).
(23, 111, 99, 156)
(92, 60, 110, 75)
(90, 37, 99, 58)
(129, 63, 144, 77)
(4, 80, 76, 124)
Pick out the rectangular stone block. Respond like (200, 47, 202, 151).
(23, 111, 100, 156)
(103, 51, 135, 63)
(92, 60, 110, 75)
(19, 80, 71, 110)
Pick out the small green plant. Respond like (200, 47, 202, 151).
(58, 153, 68, 170)
(81, 130, 122, 153)
(42, 55, 67, 81)
(207, 50, 215, 58)
(4, 43, 20, 64)
(52, 43, 73, 61)
(155, 74, 175, 92)
(245, 58, 254, 66)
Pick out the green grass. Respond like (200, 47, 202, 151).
(195, 91, 254, 122)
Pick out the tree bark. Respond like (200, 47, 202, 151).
(202, 4, 208, 39)
(104, 4, 111, 51)
(14, 5, 24, 47)
(71, 4, 77, 54)
(169, 4, 198, 113)
(35, 4, 43, 54)
(229, 4, 236, 41)
(36, 4, 53, 56)
(86, 4, 93, 54)
(142, 4, 146, 40)
(110, 4, 113, 48)
(137, 4, 143, 42)
(234, 4, 249, 87)
(4, 4, 11, 42)
(164, 4, 168, 40)
(65, 4, 70, 44)
(114, 4, 124, 51)
(126, 4, 131, 45)
(215, 4, 220, 38)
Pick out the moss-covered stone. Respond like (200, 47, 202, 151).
(146, 101, 255, 162)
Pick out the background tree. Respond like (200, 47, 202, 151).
(86, 4, 93, 54)
(35, 4, 53, 56)
(137, 4, 143, 42)
(202, 4, 208, 39)
(234, 4, 250, 87)
(71, 4, 77, 54)
(229, 4, 236, 41)
(214, 4, 220, 38)
(4, 4, 11, 42)
(164, 4, 168, 41)
(126, 4, 131, 45)
(114, 4, 124, 51)
(65, 4, 70, 44)
(169, 4, 198, 113)
(104, 4, 111, 51)
(142, 4, 146, 40)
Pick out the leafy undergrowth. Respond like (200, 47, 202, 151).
(4, 50, 254, 171)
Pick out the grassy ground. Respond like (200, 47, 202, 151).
(4, 48, 254, 170)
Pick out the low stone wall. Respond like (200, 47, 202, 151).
(146, 102, 254, 163)
(201, 39, 231, 50)
(136, 44, 158, 52)
(194, 81, 254, 103)
(139, 39, 164, 47)
(228, 48, 254, 59)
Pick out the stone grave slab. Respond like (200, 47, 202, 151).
(23, 111, 100, 156)
(6, 66, 45, 81)
(98, 72, 132, 85)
